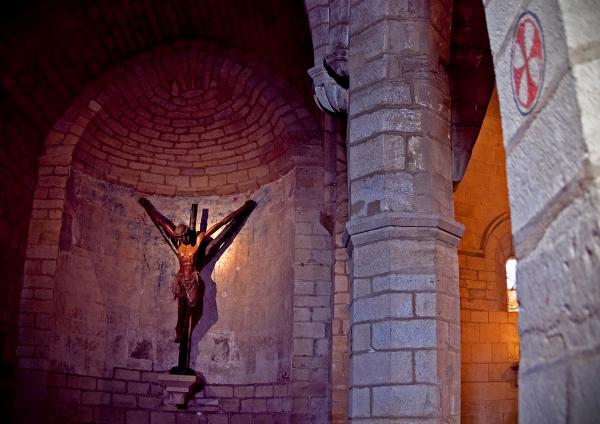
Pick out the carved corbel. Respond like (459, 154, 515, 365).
(308, 46, 348, 115)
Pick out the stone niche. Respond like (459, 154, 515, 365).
(17, 41, 327, 422)
(50, 168, 295, 384)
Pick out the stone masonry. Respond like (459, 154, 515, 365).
(16, 366, 293, 423)
(14, 42, 331, 423)
(454, 89, 519, 423)
(483, 0, 600, 422)
(345, 1, 464, 422)
(3, 0, 600, 423)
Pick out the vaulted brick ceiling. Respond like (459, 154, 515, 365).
(70, 41, 320, 196)
(0, 0, 315, 149)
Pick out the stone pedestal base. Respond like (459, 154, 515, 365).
(158, 373, 204, 409)
(346, 213, 464, 421)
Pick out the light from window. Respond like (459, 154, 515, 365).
(506, 258, 518, 312)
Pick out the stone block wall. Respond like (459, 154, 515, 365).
(14, 41, 332, 423)
(6, 0, 600, 421)
(460, 311, 519, 424)
(0, 12, 314, 421)
(482, 1, 600, 421)
(16, 163, 332, 423)
(16, 366, 292, 423)
(455, 86, 519, 423)
(290, 164, 332, 422)
(458, 228, 520, 424)
(330, 119, 350, 424)
(343, 1, 464, 422)
(458, 253, 509, 312)
(555, 2, 600, 417)
(49, 169, 295, 381)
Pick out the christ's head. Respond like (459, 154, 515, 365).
(174, 224, 193, 245)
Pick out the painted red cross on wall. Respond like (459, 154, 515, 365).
(511, 12, 545, 115)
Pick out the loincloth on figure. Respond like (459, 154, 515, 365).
(172, 271, 200, 306)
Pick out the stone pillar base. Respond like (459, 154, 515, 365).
(157, 373, 204, 410)
(346, 213, 464, 422)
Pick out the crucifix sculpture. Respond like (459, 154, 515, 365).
(139, 198, 256, 375)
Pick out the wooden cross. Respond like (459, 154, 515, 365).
(138, 197, 256, 375)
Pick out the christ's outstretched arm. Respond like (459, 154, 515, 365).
(139, 198, 178, 253)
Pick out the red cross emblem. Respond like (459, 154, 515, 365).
(511, 12, 544, 115)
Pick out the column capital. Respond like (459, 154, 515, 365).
(344, 212, 464, 250)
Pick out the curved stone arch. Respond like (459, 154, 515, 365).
(17, 87, 102, 371)
(481, 3, 599, 421)
(17, 40, 323, 372)
(68, 40, 321, 196)
(480, 213, 515, 310)
(479, 212, 511, 256)
(304, 0, 331, 66)
(482, 2, 592, 239)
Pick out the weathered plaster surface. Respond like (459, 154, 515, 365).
(51, 169, 295, 384)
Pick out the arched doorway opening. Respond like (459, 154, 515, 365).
(454, 90, 519, 423)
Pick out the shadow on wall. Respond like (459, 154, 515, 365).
(138, 195, 256, 376)
(51, 169, 295, 384)
(189, 203, 255, 371)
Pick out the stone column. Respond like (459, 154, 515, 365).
(483, 1, 600, 421)
(345, 1, 463, 422)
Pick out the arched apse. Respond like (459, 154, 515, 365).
(17, 40, 332, 422)
(0, 0, 315, 386)
(1, 3, 316, 421)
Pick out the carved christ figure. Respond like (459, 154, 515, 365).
(139, 198, 255, 343)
